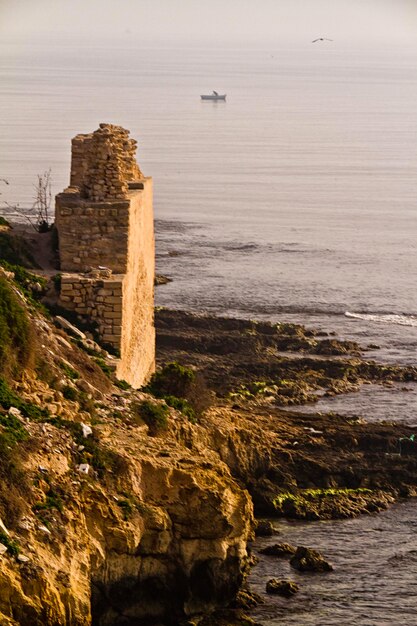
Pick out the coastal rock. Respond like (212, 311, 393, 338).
(155, 274, 172, 285)
(259, 543, 296, 557)
(254, 520, 276, 537)
(313, 338, 361, 356)
(233, 588, 264, 609)
(290, 546, 333, 572)
(266, 579, 299, 597)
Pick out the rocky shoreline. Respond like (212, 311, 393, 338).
(155, 308, 417, 520)
(1, 238, 417, 624)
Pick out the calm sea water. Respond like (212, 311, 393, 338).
(249, 500, 417, 626)
(1, 41, 417, 624)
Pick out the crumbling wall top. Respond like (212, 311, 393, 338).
(70, 123, 143, 202)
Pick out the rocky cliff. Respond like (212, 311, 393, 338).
(2, 231, 417, 625)
(0, 263, 253, 626)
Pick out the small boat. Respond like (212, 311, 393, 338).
(200, 90, 226, 101)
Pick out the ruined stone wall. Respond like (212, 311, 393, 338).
(70, 123, 143, 201)
(55, 124, 155, 387)
(59, 273, 123, 349)
(55, 189, 130, 273)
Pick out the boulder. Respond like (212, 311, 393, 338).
(233, 589, 264, 609)
(290, 546, 333, 572)
(254, 520, 276, 537)
(259, 542, 296, 557)
(266, 579, 299, 597)
(55, 315, 86, 340)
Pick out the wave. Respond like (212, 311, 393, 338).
(345, 311, 417, 327)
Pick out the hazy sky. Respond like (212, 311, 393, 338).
(1, 0, 416, 46)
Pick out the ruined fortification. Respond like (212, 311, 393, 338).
(55, 124, 155, 387)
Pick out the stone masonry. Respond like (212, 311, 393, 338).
(55, 124, 155, 388)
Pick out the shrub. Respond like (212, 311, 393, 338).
(144, 362, 212, 417)
(163, 395, 195, 421)
(132, 400, 169, 435)
(62, 385, 78, 401)
(145, 362, 195, 398)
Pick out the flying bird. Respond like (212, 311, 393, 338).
(312, 38, 333, 43)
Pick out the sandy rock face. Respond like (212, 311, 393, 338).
(0, 415, 253, 626)
(91, 458, 252, 625)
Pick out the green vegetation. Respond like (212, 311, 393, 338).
(81, 435, 128, 477)
(0, 410, 28, 446)
(78, 391, 96, 416)
(229, 380, 276, 400)
(115, 379, 131, 390)
(273, 487, 373, 509)
(273, 488, 375, 518)
(47, 419, 128, 478)
(0, 530, 20, 556)
(132, 400, 169, 435)
(59, 362, 79, 380)
(0, 390, 33, 528)
(33, 488, 63, 514)
(93, 357, 114, 377)
(0, 217, 10, 227)
(162, 394, 195, 421)
(116, 493, 150, 520)
(0, 261, 48, 315)
(144, 361, 211, 419)
(0, 232, 36, 267)
(62, 385, 78, 401)
(145, 361, 195, 397)
(116, 498, 134, 520)
(0, 377, 50, 421)
(74, 338, 101, 358)
(0, 377, 50, 420)
(0, 275, 35, 377)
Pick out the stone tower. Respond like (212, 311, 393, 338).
(55, 124, 155, 387)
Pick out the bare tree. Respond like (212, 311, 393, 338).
(33, 169, 52, 232)
(1, 171, 53, 232)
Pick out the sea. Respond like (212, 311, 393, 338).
(1, 39, 417, 624)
